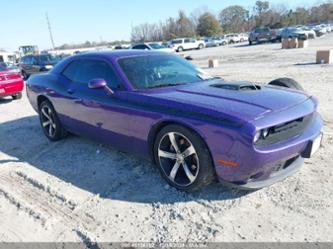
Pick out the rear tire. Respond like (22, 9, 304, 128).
(268, 78, 304, 91)
(153, 124, 215, 192)
(21, 71, 28, 80)
(38, 100, 67, 141)
(177, 46, 183, 52)
(198, 44, 204, 49)
(12, 92, 22, 100)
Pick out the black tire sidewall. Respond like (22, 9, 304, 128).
(38, 100, 65, 141)
(268, 77, 304, 91)
(153, 124, 215, 192)
(12, 92, 22, 100)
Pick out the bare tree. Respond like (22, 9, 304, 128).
(190, 6, 210, 26)
(176, 10, 196, 37)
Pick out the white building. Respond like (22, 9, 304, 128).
(0, 51, 17, 64)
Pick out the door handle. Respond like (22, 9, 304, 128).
(67, 88, 75, 94)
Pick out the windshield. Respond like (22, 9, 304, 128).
(118, 55, 213, 89)
(149, 43, 166, 49)
(39, 54, 57, 63)
(0, 62, 18, 71)
(285, 28, 296, 32)
(0, 62, 8, 69)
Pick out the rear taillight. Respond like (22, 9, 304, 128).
(14, 73, 21, 79)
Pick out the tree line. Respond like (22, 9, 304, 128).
(131, 1, 333, 42)
(55, 1, 333, 49)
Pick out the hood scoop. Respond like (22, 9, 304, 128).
(210, 82, 261, 91)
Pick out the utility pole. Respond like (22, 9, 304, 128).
(46, 12, 55, 50)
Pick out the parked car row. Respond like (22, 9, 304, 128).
(130, 33, 249, 53)
(249, 23, 333, 45)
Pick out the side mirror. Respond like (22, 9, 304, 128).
(88, 78, 107, 89)
(88, 78, 114, 95)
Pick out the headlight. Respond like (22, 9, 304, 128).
(254, 128, 270, 143)
(253, 131, 261, 143)
(262, 128, 269, 138)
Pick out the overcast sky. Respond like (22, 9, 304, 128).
(1, 0, 326, 51)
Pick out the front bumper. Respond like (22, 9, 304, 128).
(215, 112, 323, 188)
(236, 155, 304, 189)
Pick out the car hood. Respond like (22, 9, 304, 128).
(157, 48, 174, 53)
(137, 80, 311, 124)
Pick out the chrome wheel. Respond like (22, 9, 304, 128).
(40, 105, 56, 137)
(158, 132, 199, 187)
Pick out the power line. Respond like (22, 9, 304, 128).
(46, 13, 55, 49)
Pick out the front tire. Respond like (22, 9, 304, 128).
(153, 125, 215, 192)
(38, 100, 67, 141)
(177, 46, 183, 52)
(268, 77, 304, 91)
(12, 92, 22, 100)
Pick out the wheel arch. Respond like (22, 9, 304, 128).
(147, 119, 213, 164)
(37, 95, 52, 109)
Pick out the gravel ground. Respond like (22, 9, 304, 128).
(0, 34, 332, 243)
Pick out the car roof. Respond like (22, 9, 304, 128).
(51, 50, 177, 74)
(72, 50, 169, 59)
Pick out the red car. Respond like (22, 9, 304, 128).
(0, 64, 24, 100)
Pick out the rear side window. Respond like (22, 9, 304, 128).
(62, 60, 80, 81)
(171, 39, 182, 44)
(62, 59, 121, 89)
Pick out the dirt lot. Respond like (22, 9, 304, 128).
(1, 35, 333, 243)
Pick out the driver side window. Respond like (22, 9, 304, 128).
(62, 59, 122, 89)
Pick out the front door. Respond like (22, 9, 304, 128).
(57, 57, 132, 149)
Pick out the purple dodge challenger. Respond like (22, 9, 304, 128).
(26, 51, 322, 191)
